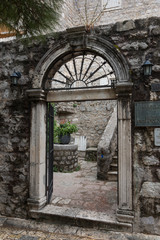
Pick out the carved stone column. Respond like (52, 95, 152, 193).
(26, 89, 47, 210)
(116, 83, 134, 223)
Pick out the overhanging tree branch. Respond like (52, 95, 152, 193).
(0, 0, 63, 37)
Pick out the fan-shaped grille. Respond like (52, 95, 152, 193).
(45, 51, 116, 90)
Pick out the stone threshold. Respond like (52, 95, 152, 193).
(30, 205, 132, 233)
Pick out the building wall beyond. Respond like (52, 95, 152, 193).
(62, 0, 160, 28)
(55, 100, 116, 148)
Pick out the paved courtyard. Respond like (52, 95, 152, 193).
(52, 160, 117, 216)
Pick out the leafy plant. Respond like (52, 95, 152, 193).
(53, 165, 59, 172)
(73, 103, 77, 108)
(55, 121, 78, 136)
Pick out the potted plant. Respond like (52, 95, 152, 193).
(55, 121, 78, 144)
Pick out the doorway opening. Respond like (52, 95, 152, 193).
(48, 99, 118, 219)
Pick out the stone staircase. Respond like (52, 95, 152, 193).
(85, 147, 118, 182)
(97, 106, 118, 181)
(108, 154, 118, 181)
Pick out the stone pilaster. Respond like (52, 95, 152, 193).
(26, 89, 47, 210)
(116, 83, 134, 223)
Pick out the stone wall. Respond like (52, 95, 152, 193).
(61, 0, 160, 29)
(0, 17, 160, 235)
(55, 100, 116, 148)
(0, 39, 52, 217)
(54, 144, 78, 172)
(57, 0, 75, 31)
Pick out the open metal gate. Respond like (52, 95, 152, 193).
(46, 103, 54, 203)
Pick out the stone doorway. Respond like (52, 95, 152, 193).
(27, 30, 133, 227)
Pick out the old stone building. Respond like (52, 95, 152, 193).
(0, 0, 160, 236)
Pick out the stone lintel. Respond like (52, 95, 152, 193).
(26, 89, 46, 101)
(47, 88, 116, 102)
(27, 196, 47, 210)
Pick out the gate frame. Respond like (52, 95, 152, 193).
(27, 31, 134, 224)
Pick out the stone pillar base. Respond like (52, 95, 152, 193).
(116, 209, 134, 223)
(27, 197, 47, 210)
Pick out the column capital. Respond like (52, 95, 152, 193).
(26, 89, 46, 101)
(116, 82, 133, 97)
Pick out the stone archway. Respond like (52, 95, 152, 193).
(27, 29, 133, 224)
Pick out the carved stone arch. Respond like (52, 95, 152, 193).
(32, 32, 131, 89)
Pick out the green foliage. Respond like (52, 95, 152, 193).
(54, 120, 59, 143)
(53, 165, 59, 172)
(73, 103, 77, 108)
(51, 103, 57, 116)
(74, 165, 81, 172)
(0, 0, 63, 37)
(55, 121, 78, 136)
(53, 164, 81, 173)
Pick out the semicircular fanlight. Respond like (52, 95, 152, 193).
(45, 51, 116, 90)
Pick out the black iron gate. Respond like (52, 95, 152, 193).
(46, 103, 54, 203)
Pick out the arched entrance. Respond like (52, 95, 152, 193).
(27, 31, 133, 225)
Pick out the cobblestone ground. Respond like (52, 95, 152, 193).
(0, 217, 160, 240)
(0, 226, 96, 240)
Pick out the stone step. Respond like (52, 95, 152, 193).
(107, 171, 118, 181)
(86, 147, 97, 152)
(108, 154, 118, 181)
(30, 205, 132, 233)
(112, 155, 118, 164)
(110, 163, 118, 171)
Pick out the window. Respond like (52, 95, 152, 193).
(102, 0, 121, 10)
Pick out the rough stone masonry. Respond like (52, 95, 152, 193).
(0, 17, 160, 235)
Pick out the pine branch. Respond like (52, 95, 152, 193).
(0, 0, 63, 36)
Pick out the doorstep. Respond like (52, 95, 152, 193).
(30, 205, 132, 233)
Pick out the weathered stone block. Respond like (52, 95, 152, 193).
(140, 182, 160, 198)
(116, 20, 136, 32)
(121, 42, 148, 51)
(143, 155, 159, 166)
(140, 216, 155, 234)
(156, 169, 160, 180)
(152, 26, 160, 35)
(153, 65, 160, 72)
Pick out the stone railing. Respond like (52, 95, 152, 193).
(97, 106, 117, 180)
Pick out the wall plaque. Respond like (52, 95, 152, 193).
(135, 101, 160, 127)
(154, 128, 160, 146)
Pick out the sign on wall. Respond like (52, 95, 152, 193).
(154, 128, 160, 146)
(102, 0, 121, 10)
(135, 101, 160, 127)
